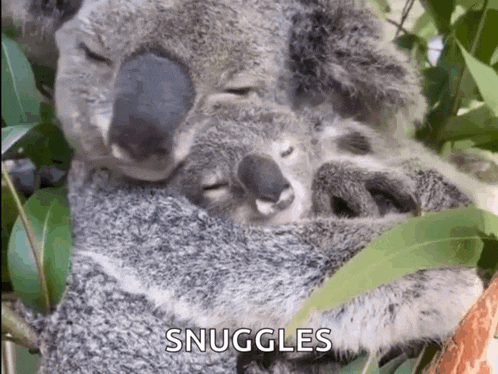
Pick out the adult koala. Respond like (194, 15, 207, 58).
(5, 0, 491, 373)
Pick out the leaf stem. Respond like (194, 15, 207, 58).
(1, 163, 51, 313)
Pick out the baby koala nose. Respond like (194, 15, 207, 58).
(255, 186, 295, 217)
(237, 154, 295, 216)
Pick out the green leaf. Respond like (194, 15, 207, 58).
(8, 187, 73, 313)
(477, 232, 498, 283)
(449, 132, 498, 152)
(419, 0, 455, 32)
(491, 45, 498, 65)
(374, 355, 409, 374)
(39, 102, 55, 125)
(454, 10, 498, 67)
(1, 124, 38, 156)
(411, 12, 438, 40)
(1, 183, 25, 288)
(393, 358, 418, 374)
(286, 206, 498, 332)
(423, 67, 451, 109)
(23, 122, 74, 168)
(455, 0, 498, 11)
(336, 353, 379, 374)
(457, 40, 498, 116)
(437, 104, 498, 144)
(1, 35, 40, 127)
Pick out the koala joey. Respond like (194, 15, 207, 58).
(5, 0, 492, 373)
(167, 112, 315, 225)
(169, 112, 476, 226)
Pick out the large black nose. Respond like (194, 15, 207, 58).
(238, 154, 291, 203)
(108, 52, 195, 162)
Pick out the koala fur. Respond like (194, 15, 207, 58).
(24, 160, 478, 374)
(167, 112, 472, 225)
(4, 0, 493, 373)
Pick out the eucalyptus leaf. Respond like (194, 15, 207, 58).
(392, 358, 418, 374)
(7, 187, 73, 313)
(23, 122, 74, 169)
(419, 0, 455, 33)
(491, 45, 498, 65)
(1, 184, 25, 288)
(454, 10, 498, 67)
(448, 133, 498, 152)
(423, 67, 451, 108)
(478, 232, 498, 282)
(455, 0, 498, 11)
(336, 353, 379, 374)
(286, 206, 497, 332)
(411, 12, 438, 41)
(457, 40, 498, 116)
(437, 104, 498, 144)
(374, 354, 408, 374)
(1, 35, 40, 127)
(1, 124, 38, 156)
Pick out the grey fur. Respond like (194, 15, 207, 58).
(24, 161, 479, 374)
(168, 114, 470, 224)
(5, 0, 489, 373)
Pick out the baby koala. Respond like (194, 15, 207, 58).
(169, 111, 316, 225)
(169, 111, 471, 226)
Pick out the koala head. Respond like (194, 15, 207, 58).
(38, 0, 426, 182)
(168, 111, 316, 225)
(7, 0, 468, 219)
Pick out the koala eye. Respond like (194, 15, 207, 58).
(224, 87, 252, 96)
(202, 182, 230, 191)
(79, 42, 112, 66)
(280, 146, 294, 158)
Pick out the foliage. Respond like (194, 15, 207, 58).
(287, 206, 498, 332)
(2, 32, 73, 318)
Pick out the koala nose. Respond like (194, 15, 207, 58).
(108, 52, 195, 162)
(238, 154, 293, 204)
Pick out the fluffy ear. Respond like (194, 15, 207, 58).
(289, 0, 423, 123)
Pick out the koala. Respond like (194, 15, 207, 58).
(166, 110, 316, 225)
(5, 0, 493, 373)
(168, 113, 472, 226)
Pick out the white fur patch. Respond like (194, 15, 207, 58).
(79, 251, 215, 326)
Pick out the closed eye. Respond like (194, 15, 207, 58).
(202, 182, 230, 191)
(224, 87, 252, 96)
(79, 42, 112, 66)
(281, 146, 294, 158)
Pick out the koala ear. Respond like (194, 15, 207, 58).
(289, 2, 422, 119)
